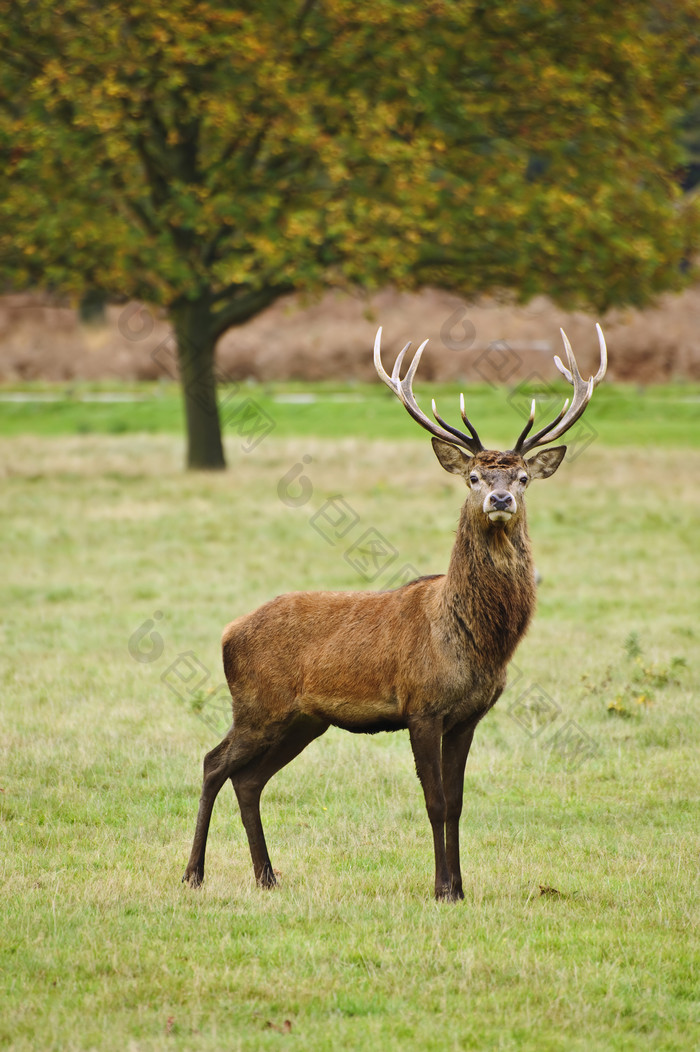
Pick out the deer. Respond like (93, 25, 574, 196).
(183, 324, 607, 901)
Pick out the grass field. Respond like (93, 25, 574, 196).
(1, 379, 700, 448)
(0, 382, 698, 1051)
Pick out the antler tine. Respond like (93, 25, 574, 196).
(432, 391, 482, 448)
(515, 397, 572, 452)
(404, 337, 429, 386)
(513, 399, 537, 451)
(554, 323, 608, 388)
(374, 327, 403, 388)
(459, 392, 483, 446)
(374, 328, 483, 453)
(391, 341, 412, 384)
(593, 322, 608, 384)
(514, 325, 607, 455)
(553, 327, 581, 386)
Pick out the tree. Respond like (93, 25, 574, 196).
(0, 1, 698, 468)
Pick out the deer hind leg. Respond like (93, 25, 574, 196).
(441, 721, 476, 901)
(183, 729, 265, 888)
(408, 715, 452, 901)
(232, 714, 328, 889)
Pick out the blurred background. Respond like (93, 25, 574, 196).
(1, 1, 699, 466)
(2, 283, 700, 384)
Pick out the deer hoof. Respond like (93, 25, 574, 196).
(182, 870, 203, 888)
(257, 864, 278, 889)
(435, 885, 464, 903)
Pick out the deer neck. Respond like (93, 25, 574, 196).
(440, 503, 536, 665)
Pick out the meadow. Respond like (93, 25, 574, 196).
(0, 381, 698, 1051)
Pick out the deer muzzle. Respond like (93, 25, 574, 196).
(484, 490, 517, 522)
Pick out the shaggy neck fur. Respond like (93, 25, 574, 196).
(441, 501, 536, 667)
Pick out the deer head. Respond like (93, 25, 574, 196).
(374, 325, 607, 532)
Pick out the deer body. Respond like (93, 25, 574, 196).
(184, 327, 606, 900)
(222, 505, 533, 734)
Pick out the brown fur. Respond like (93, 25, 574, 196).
(183, 443, 565, 900)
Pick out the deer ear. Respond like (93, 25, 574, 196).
(431, 438, 472, 476)
(526, 445, 567, 479)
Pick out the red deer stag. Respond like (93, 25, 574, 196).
(184, 325, 607, 900)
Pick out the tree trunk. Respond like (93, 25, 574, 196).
(171, 297, 226, 471)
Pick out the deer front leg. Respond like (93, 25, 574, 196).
(408, 716, 453, 901)
(441, 721, 476, 901)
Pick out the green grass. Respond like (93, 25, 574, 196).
(1, 379, 699, 448)
(1, 397, 699, 1050)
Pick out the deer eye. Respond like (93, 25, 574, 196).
(469, 473, 479, 484)
(519, 474, 528, 484)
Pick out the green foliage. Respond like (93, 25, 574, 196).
(580, 634, 689, 718)
(623, 630, 643, 660)
(0, 0, 698, 312)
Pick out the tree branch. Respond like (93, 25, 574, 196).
(208, 284, 294, 342)
(296, 0, 318, 30)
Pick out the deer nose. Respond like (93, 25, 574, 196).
(489, 491, 515, 511)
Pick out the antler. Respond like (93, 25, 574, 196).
(513, 324, 607, 455)
(374, 328, 484, 454)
